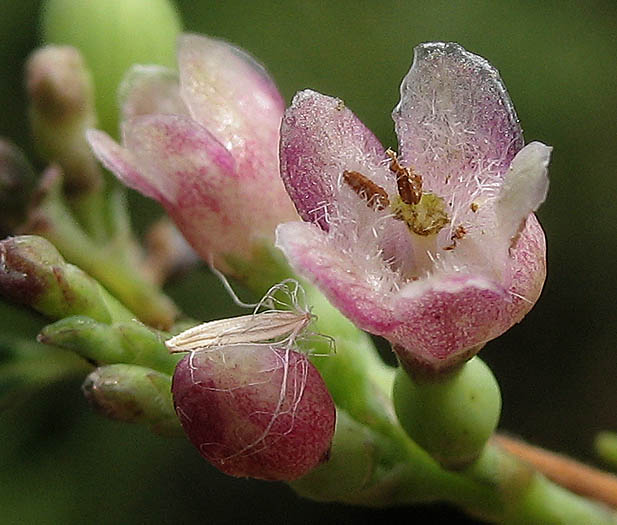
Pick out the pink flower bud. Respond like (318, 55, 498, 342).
(88, 34, 297, 273)
(172, 344, 336, 481)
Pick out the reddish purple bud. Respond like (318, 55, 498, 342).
(172, 345, 336, 481)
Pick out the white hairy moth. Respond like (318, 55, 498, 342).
(166, 310, 314, 353)
(165, 274, 320, 354)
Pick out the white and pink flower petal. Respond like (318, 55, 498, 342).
(177, 34, 284, 156)
(495, 141, 551, 245)
(393, 42, 524, 212)
(280, 90, 390, 231)
(120, 114, 236, 207)
(275, 221, 398, 335)
(87, 129, 166, 202)
(119, 65, 189, 121)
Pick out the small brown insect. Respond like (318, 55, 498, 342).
(342, 170, 390, 210)
(444, 225, 467, 251)
(470, 202, 479, 213)
(386, 149, 422, 205)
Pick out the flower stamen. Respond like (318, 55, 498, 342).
(386, 148, 422, 205)
(342, 170, 390, 211)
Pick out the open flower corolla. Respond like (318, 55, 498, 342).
(276, 42, 550, 373)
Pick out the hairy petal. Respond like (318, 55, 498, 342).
(393, 42, 524, 201)
(276, 221, 397, 334)
(280, 90, 388, 230)
(495, 141, 551, 244)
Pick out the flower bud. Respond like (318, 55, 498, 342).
(41, 0, 182, 134)
(38, 316, 179, 375)
(0, 139, 37, 235)
(172, 345, 336, 481)
(87, 35, 298, 280)
(0, 235, 133, 323)
(392, 357, 501, 469)
(26, 45, 101, 193)
(83, 363, 181, 436)
(595, 432, 617, 469)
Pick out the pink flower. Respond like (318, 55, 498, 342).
(276, 42, 550, 374)
(87, 34, 297, 273)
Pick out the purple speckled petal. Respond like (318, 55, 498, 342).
(393, 42, 524, 202)
(119, 65, 189, 121)
(390, 275, 509, 370)
(391, 213, 545, 372)
(275, 221, 397, 334)
(87, 129, 166, 202)
(178, 34, 284, 157)
(280, 90, 387, 230)
(121, 114, 236, 208)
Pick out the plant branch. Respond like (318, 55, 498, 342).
(494, 434, 617, 509)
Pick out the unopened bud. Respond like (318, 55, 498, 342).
(393, 357, 501, 469)
(26, 46, 101, 193)
(41, 0, 182, 134)
(0, 139, 37, 235)
(26, 45, 93, 122)
(83, 363, 181, 436)
(172, 345, 336, 481)
(0, 235, 133, 323)
(38, 316, 179, 375)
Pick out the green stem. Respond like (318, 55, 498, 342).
(68, 189, 108, 242)
(26, 168, 177, 328)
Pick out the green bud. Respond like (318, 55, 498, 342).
(26, 45, 101, 194)
(41, 0, 182, 134)
(290, 409, 378, 501)
(82, 363, 181, 437)
(0, 139, 37, 235)
(393, 357, 501, 469)
(0, 235, 133, 323)
(38, 316, 180, 375)
(595, 431, 617, 469)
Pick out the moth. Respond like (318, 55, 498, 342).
(165, 273, 323, 354)
(166, 310, 314, 353)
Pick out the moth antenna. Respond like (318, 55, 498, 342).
(209, 262, 260, 309)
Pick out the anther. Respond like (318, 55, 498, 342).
(342, 170, 390, 210)
(386, 149, 422, 205)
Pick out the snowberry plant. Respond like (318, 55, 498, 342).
(1, 0, 617, 522)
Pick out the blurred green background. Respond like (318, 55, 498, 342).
(1, 1, 617, 523)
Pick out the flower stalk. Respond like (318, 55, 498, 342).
(23, 166, 178, 328)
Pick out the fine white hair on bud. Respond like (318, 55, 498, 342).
(172, 343, 336, 480)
